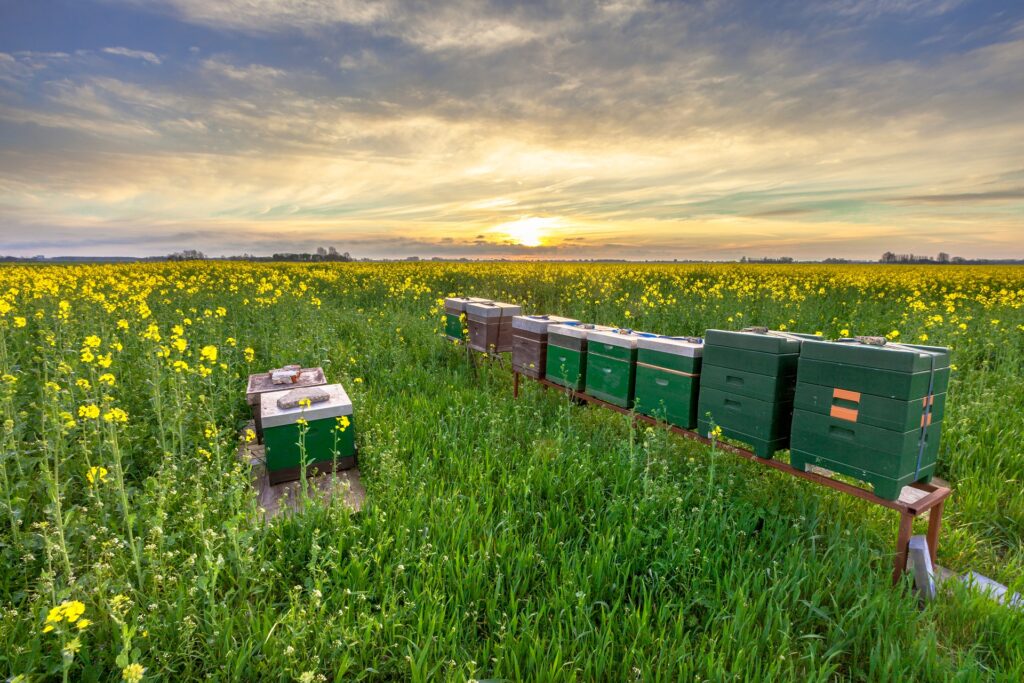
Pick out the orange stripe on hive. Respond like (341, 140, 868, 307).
(921, 413, 933, 427)
(833, 388, 861, 403)
(830, 406, 859, 422)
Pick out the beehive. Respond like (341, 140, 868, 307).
(512, 315, 578, 378)
(585, 328, 641, 408)
(634, 335, 704, 428)
(260, 383, 356, 485)
(790, 338, 950, 500)
(697, 328, 821, 458)
(545, 323, 615, 391)
(465, 301, 522, 353)
(245, 366, 327, 443)
(443, 296, 491, 341)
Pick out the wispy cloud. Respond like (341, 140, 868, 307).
(102, 47, 162, 65)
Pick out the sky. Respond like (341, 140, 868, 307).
(0, 0, 1023, 260)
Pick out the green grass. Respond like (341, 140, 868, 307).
(0, 262, 1022, 681)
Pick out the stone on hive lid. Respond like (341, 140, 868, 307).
(276, 386, 331, 409)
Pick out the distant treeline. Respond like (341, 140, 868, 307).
(879, 251, 1024, 265)
(4, 249, 1024, 265)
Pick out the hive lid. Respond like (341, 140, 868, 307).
(704, 328, 821, 354)
(512, 314, 579, 334)
(246, 367, 327, 403)
(801, 339, 950, 372)
(444, 296, 492, 312)
(261, 383, 352, 428)
(465, 301, 522, 319)
(548, 322, 615, 339)
(587, 328, 641, 349)
(636, 334, 704, 357)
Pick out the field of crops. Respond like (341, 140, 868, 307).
(1, 262, 1022, 681)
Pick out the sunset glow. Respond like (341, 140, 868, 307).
(490, 217, 560, 248)
(1, 1, 1022, 259)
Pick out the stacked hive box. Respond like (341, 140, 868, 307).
(545, 323, 615, 391)
(585, 328, 641, 408)
(790, 339, 949, 500)
(466, 301, 522, 353)
(245, 366, 327, 443)
(443, 296, 491, 341)
(260, 383, 356, 485)
(512, 315, 578, 378)
(634, 335, 704, 429)
(697, 329, 820, 458)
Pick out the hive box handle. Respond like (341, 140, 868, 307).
(829, 425, 855, 440)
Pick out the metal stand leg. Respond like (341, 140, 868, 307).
(926, 500, 944, 566)
(893, 512, 915, 585)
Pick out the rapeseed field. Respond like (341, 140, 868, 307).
(1, 262, 1022, 680)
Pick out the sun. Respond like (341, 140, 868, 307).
(490, 216, 560, 247)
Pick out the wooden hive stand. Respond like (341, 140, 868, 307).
(513, 371, 951, 586)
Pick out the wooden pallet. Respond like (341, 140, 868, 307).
(238, 422, 365, 518)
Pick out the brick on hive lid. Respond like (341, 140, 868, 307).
(271, 366, 303, 384)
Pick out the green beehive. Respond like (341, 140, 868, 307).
(545, 323, 615, 391)
(697, 328, 821, 458)
(261, 383, 356, 485)
(245, 366, 327, 443)
(443, 297, 490, 341)
(790, 338, 949, 500)
(634, 334, 703, 428)
(585, 328, 641, 408)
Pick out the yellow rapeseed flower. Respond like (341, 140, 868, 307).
(122, 663, 146, 683)
(78, 404, 100, 420)
(86, 466, 109, 485)
(102, 408, 128, 424)
(200, 345, 218, 362)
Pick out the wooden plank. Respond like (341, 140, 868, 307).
(908, 535, 936, 603)
(961, 572, 1023, 610)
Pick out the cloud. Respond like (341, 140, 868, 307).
(2, 0, 1023, 258)
(890, 189, 1024, 203)
(102, 47, 162, 64)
